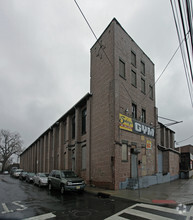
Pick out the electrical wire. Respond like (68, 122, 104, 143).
(74, 0, 98, 41)
(137, 37, 184, 116)
(170, 0, 193, 107)
(176, 133, 193, 144)
(158, 116, 182, 123)
(74, 0, 113, 68)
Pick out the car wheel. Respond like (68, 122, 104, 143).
(48, 182, 52, 191)
(60, 185, 65, 194)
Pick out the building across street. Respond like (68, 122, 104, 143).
(20, 18, 184, 190)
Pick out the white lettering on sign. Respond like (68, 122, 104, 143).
(135, 123, 141, 132)
(134, 122, 154, 137)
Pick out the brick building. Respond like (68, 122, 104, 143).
(20, 18, 177, 190)
(179, 144, 193, 178)
(157, 122, 180, 183)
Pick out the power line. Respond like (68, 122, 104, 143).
(74, 0, 98, 41)
(74, 0, 113, 68)
(176, 133, 193, 144)
(138, 38, 183, 113)
(158, 116, 183, 123)
(170, 0, 193, 107)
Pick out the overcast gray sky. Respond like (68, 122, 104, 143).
(0, 0, 192, 150)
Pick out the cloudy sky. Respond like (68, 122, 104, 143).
(0, 0, 192, 150)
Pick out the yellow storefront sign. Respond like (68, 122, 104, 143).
(119, 114, 133, 132)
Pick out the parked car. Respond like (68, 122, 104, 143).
(19, 171, 28, 181)
(3, 171, 9, 175)
(48, 170, 85, 194)
(33, 173, 48, 187)
(25, 172, 35, 183)
(13, 169, 23, 178)
(10, 167, 18, 176)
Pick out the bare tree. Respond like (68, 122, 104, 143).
(0, 129, 23, 172)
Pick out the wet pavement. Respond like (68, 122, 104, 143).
(0, 175, 134, 219)
(85, 178, 193, 205)
(0, 174, 193, 219)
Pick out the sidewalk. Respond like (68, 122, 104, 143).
(85, 178, 193, 205)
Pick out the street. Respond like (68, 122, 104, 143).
(1, 174, 193, 220)
(0, 174, 133, 219)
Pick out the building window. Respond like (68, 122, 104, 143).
(141, 109, 146, 123)
(131, 70, 137, 87)
(64, 153, 66, 169)
(82, 108, 87, 135)
(131, 51, 136, 67)
(132, 103, 137, 119)
(82, 146, 86, 169)
(63, 122, 66, 142)
(141, 78, 146, 94)
(170, 133, 174, 149)
(149, 85, 153, 99)
(161, 125, 164, 146)
(72, 115, 75, 139)
(122, 143, 128, 161)
(141, 61, 145, 75)
(119, 59, 125, 78)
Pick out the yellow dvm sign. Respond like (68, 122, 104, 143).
(119, 114, 133, 132)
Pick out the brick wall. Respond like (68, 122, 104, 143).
(90, 19, 156, 189)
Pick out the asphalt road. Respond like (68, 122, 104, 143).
(0, 174, 134, 219)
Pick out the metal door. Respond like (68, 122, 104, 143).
(131, 153, 138, 178)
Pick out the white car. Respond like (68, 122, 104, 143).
(13, 169, 23, 178)
(33, 173, 48, 187)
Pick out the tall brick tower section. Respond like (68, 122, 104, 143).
(90, 18, 156, 190)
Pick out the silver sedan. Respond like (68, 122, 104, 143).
(33, 173, 48, 187)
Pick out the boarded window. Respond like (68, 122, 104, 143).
(122, 143, 128, 161)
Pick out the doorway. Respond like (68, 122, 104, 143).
(131, 153, 138, 178)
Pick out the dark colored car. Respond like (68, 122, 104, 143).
(25, 172, 35, 183)
(19, 171, 28, 181)
(48, 170, 85, 194)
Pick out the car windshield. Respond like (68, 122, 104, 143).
(39, 173, 46, 177)
(61, 171, 77, 178)
(28, 173, 35, 176)
(16, 169, 23, 172)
